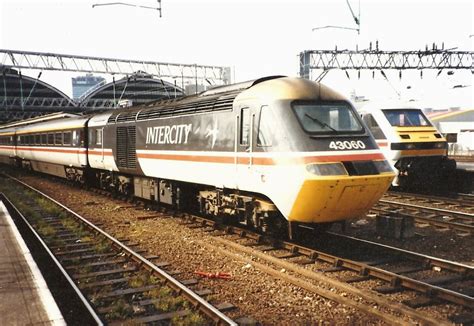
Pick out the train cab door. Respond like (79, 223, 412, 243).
(235, 103, 257, 189)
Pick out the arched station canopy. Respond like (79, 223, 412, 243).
(0, 69, 186, 123)
(0, 68, 77, 123)
(79, 71, 185, 109)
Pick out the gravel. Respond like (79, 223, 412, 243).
(10, 173, 473, 324)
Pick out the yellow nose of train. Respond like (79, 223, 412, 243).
(288, 160, 395, 223)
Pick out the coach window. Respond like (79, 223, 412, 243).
(55, 132, 63, 146)
(41, 134, 47, 145)
(96, 129, 103, 145)
(257, 106, 272, 147)
(362, 114, 386, 140)
(35, 134, 41, 145)
(47, 133, 54, 145)
(63, 131, 72, 146)
(79, 130, 85, 147)
(240, 108, 250, 146)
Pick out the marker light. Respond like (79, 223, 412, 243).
(306, 163, 347, 176)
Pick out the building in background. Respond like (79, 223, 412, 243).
(428, 109, 474, 156)
(72, 74, 106, 99)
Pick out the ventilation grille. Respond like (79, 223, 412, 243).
(107, 92, 237, 125)
(136, 93, 237, 121)
(116, 126, 137, 169)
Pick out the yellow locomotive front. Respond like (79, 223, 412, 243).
(233, 77, 395, 237)
(359, 105, 455, 188)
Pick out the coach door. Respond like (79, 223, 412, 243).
(235, 104, 256, 189)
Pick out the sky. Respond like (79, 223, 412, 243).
(1, 0, 473, 109)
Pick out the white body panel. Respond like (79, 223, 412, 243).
(0, 145, 15, 159)
(137, 149, 381, 218)
(16, 146, 87, 167)
(88, 148, 119, 171)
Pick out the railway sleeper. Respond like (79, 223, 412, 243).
(73, 266, 137, 279)
(109, 310, 190, 326)
(79, 277, 131, 289)
(342, 275, 372, 283)
(373, 285, 403, 294)
(65, 258, 128, 270)
(402, 296, 440, 308)
(95, 284, 164, 300)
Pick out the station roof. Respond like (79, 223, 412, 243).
(79, 72, 185, 109)
(0, 69, 186, 124)
(0, 68, 77, 123)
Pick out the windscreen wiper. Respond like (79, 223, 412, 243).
(305, 113, 337, 132)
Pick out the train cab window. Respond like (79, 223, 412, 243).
(257, 106, 272, 147)
(95, 129, 103, 145)
(41, 134, 47, 145)
(382, 109, 431, 127)
(240, 108, 250, 146)
(63, 132, 72, 146)
(362, 114, 386, 139)
(47, 133, 54, 145)
(293, 102, 364, 134)
(55, 133, 63, 146)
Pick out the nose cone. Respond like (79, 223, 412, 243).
(288, 174, 393, 223)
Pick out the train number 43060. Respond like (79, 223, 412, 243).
(329, 140, 366, 150)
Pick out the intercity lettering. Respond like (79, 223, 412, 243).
(145, 124, 192, 145)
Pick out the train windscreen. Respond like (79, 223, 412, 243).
(293, 102, 364, 134)
(382, 109, 432, 127)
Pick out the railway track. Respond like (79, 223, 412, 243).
(0, 174, 237, 325)
(385, 191, 474, 213)
(4, 168, 473, 324)
(372, 193, 474, 235)
(179, 215, 474, 325)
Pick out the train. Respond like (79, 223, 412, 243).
(358, 102, 456, 189)
(0, 76, 395, 239)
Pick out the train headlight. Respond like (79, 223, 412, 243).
(306, 163, 347, 176)
(373, 160, 394, 173)
(405, 143, 416, 150)
(433, 142, 447, 149)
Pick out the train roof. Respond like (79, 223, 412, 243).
(103, 76, 348, 124)
(0, 112, 81, 129)
(14, 115, 90, 134)
(102, 76, 285, 124)
(236, 76, 346, 102)
(357, 101, 424, 114)
(0, 126, 16, 136)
